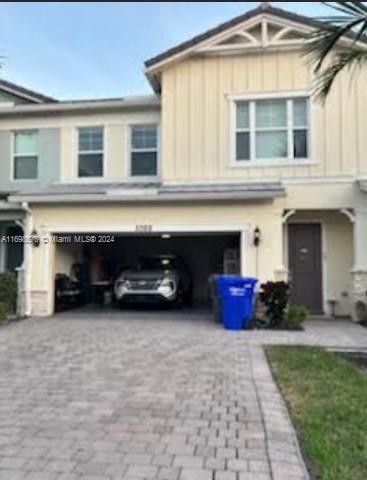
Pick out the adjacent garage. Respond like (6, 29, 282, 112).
(54, 232, 241, 312)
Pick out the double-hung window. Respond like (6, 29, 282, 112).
(130, 125, 158, 177)
(234, 97, 309, 163)
(13, 130, 39, 180)
(78, 126, 104, 178)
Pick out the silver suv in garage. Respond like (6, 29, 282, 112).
(114, 255, 191, 305)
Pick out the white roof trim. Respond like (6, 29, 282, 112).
(146, 8, 367, 94)
(146, 12, 314, 75)
(0, 96, 160, 116)
(8, 191, 284, 204)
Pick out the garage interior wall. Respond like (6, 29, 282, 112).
(56, 244, 82, 276)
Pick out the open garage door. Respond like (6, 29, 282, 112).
(54, 232, 240, 313)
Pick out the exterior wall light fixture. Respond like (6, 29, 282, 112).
(31, 230, 41, 248)
(254, 227, 261, 248)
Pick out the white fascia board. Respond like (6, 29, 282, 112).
(8, 190, 285, 205)
(0, 97, 161, 116)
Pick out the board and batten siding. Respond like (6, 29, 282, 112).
(161, 50, 367, 182)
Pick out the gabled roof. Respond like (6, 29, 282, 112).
(0, 78, 57, 104)
(145, 4, 321, 69)
(145, 3, 367, 93)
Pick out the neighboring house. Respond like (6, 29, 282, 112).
(0, 80, 56, 274)
(1, 3, 367, 318)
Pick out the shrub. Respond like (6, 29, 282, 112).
(0, 302, 9, 325)
(0, 272, 18, 314)
(283, 305, 309, 330)
(355, 301, 367, 326)
(259, 281, 290, 328)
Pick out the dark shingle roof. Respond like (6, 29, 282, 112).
(0, 78, 57, 103)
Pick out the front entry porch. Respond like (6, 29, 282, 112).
(284, 210, 355, 318)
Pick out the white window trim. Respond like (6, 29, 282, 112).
(229, 91, 316, 168)
(75, 125, 106, 180)
(128, 123, 160, 180)
(11, 130, 39, 182)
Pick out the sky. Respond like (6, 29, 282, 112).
(0, 2, 331, 100)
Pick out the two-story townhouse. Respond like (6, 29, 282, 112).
(1, 3, 367, 318)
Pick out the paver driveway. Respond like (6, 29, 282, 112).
(2, 311, 366, 480)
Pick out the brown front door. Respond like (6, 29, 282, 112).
(288, 224, 323, 314)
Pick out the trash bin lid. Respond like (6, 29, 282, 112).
(216, 276, 258, 287)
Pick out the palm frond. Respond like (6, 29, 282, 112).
(322, 2, 367, 17)
(312, 49, 367, 101)
(353, 18, 367, 44)
(305, 2, 367, 100)
(306, 17, 364, 71)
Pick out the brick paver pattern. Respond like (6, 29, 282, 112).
(0, 311, 366, 480)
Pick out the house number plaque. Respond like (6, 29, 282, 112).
(135, 225, 153, 233)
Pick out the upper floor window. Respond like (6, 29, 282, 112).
(13, 130, 38, 180)
(78, 126, 104, 178)
(234, 97, 309, 163)
(130, 125, 158, 177)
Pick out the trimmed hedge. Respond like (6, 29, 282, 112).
(0, 272, 17, 314)
(283, 305, 309, 330)
(355, 301, 367, 326)
(0, 302, 9, 324)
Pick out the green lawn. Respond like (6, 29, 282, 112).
(266, 347, 367, 480)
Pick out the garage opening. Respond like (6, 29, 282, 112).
(54, 232, 241, 313)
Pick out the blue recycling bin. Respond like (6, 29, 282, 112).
(216, 276, 258, 331)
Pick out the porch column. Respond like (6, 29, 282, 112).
(351, 209, 367, 315)
(30, 230, 56, 317)
(272, 210, 288, 282)
(240, 230, 249, 277)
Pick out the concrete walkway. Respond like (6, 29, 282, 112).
(0, 313, 366, 480)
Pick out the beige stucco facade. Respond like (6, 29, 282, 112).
(27, 200, 281, 316)
(26, 183, 357, 317)
(3, 4, 367, 319)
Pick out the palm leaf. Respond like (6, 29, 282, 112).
(312, 49, 367, 101)
(322, 2, 367, 17)
(306, 2, 367, 100)
(307, 18, 364, 71)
